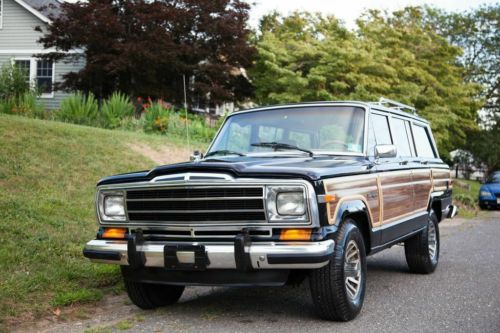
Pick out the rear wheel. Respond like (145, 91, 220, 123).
(309, 219, 367, 321)
(404, 211, 440, 274)
(123, 278, 184, 309)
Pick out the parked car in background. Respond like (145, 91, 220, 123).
(83, 98, 458, 321)
(479, 172, 500, 209)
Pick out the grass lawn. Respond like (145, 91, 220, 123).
(0, 114, 200, 328)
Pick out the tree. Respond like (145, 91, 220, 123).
(37, 0, 256, 105)
(250, 8, 482, 158)
(466, 114, 500, 176)
(426, 4, 499, 119)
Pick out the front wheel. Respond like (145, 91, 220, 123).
(309, 219, 367, 321)
(404, 211, 440, 274)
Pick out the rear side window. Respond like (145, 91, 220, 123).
(371, 114, 392, 145)
(390, 118, 413, 157)
(412, 125, 435, 158)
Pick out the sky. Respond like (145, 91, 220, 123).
(246, 0, 498, 29)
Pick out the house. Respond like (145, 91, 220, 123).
(0, 0, 84, 109)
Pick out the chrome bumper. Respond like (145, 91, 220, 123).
(83, 239, 334, 270)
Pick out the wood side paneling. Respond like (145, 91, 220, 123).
(412, 170, 432, 211)
(432, 169, 451, 191)
(324, 169, 446, 227)
(379, 172, 413, 223)
(324, 175, 380, 226)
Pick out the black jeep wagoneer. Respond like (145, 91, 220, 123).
(84, 99, 457, 321)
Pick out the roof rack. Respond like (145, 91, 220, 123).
(372, 97, 417, 115)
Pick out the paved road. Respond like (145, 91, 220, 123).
(41, 212, 500, 333)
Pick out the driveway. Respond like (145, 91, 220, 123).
(37, 211, 500, 333)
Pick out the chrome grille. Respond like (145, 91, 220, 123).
(125, 186, 266, 224)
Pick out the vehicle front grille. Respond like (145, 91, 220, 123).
(125, 186, 266, 224)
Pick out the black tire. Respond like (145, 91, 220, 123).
(404, 211, 440, 274)
(123, 279, 184, 309)
(309, 219, 367, 321)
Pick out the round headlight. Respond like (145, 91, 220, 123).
(277, 192, 305, 216)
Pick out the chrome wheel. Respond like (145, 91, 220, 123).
(344, 240, 362, 300)
(428, 221, 437, 262)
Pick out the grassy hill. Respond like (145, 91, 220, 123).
(0, 114, 195, 328)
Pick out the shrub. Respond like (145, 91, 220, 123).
(57, 92, 99, 126)
(454, 193, 477, 209)
(142, 101, 172, 133)
(100, 92, 135, 129)
(0, 63, 31, 101)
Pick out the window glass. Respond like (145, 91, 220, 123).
(0, 0, 3, 28)
(413, 125, 435, 158)
(225, 123, 251, 152)
(14, 60, 30, 84)
(289, 131, 312, 149)
(404, 121, 416, 156)
(371, 114, 392, 145)
(209, 106, 365, 155)
(391, 118, 412, 157)
(36, 60, 53, 94)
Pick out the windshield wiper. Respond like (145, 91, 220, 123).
(251, 142, 314, 157)
(204, 150, 246, 158)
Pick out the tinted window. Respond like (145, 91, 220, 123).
(371, 114, 392, 145)
(413, 125, 435, 158)
(391, 118, 412, 157)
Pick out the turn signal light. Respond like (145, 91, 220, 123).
(102, 227, 127, 239)
(279, 228, 312, 241)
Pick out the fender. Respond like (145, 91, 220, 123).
(333, 199, 373, 227)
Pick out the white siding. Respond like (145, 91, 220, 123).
(0, 0, 47, 50)
(0, 0, 85, 109)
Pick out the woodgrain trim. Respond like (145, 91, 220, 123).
(323, 168, 447, 228)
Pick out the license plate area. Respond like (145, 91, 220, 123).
(164, 244, 210, 271)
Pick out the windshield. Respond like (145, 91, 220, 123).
(486, 174, 500, 183)
(208, 106, 365, 156)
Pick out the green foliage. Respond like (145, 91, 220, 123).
(57, 92, 99, 126)
(100, 92, 135, 129)
(0, 63, 31, 101)
(251, 8, 482, 158)
(143, 101, 172, 133)
(0, 93, 46, 119)
(0, 114, 192, 328)
(142, 103, 217, 142)
(52, 289, 103, 307)
(465, 114, 500, 176)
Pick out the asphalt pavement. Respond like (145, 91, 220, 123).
(38, 211, 500, 333)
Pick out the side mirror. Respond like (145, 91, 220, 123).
(190, 150, 203, 161)
(375, 144, 397, 159)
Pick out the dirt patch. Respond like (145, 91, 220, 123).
(128, 143, 190, 165)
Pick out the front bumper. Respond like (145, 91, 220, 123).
(83, 238, 334, 270)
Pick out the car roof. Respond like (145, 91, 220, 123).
(232, 101, 429, 124)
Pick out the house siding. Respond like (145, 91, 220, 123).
(0, 0, 85, 109)
(0, 0, 47, 50)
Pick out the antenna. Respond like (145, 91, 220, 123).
(183, 74, 190, 155)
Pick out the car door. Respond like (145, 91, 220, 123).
(371, 112, 415, 244)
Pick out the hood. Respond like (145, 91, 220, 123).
(481, 182, 500, 194)
(97, 156, 372, 186)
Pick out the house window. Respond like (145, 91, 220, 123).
(36, 60, 53, 94)
(12, 58, 54, 98)
(14, 60, 31, 84)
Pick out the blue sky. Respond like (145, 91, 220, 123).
(246, 0, 498, 29)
